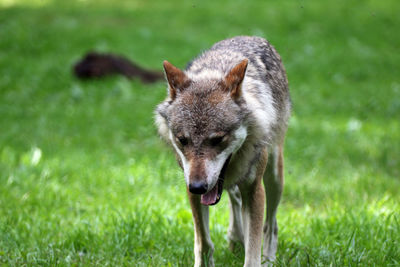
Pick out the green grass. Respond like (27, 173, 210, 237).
(1, 0, 399, 266)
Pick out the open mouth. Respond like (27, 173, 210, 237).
(200, 154, 232, 206)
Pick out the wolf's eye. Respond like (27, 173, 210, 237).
(210, 136, 224, 146)
(177, 137, 188, 146)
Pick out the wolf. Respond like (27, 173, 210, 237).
(155, 36, 291, 267)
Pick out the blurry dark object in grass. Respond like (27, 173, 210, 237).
(74, 52, 164, 83)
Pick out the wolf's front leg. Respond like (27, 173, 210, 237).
(227, 185, 244, 251)
(187, 190, 214, 267)
(239, 149, 267, 267)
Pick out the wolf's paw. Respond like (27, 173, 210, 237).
(194, 256, 214, 267)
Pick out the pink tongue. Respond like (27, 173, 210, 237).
(201, 184, 218, 205)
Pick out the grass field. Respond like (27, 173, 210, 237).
(1, 0, 400, 266)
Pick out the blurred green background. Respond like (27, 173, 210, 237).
(0, 0, 399, 266)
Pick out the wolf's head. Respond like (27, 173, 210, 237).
(156, 59, 250, 205)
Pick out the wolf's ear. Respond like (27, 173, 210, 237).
(224, 59, 248, 99)
(163, 60, 190, 100)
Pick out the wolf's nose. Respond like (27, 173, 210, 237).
(189, 182, 208, 194)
